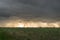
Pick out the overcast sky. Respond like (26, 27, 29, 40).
(0, 0, 60, 21)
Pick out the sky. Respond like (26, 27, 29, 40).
(0, 0, 60, 21)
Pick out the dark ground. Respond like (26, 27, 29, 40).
(0, 28, 60, 40)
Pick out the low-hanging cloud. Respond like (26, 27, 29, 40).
(0, 0, 60, 21)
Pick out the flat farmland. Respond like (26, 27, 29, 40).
(0, 28, 60, 40)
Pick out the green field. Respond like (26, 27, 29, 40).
(0, 28, 60, 40)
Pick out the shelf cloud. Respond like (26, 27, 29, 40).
(0, 0, 60, 22)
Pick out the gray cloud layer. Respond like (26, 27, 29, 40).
(0, 0, 60, 21)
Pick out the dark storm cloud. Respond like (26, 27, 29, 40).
(0, 0, 60, 20)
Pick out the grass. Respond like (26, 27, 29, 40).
(0, 28, 60, 40)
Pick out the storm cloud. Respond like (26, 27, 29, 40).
(0, 0, 60, 21)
